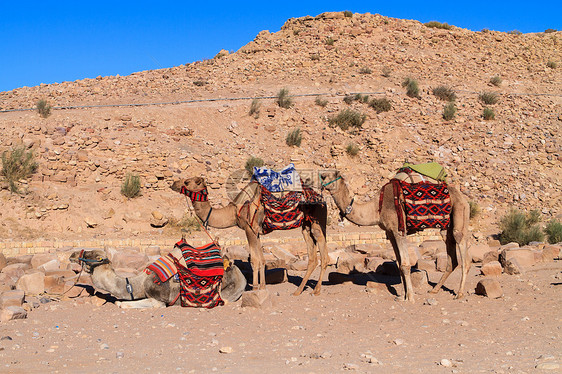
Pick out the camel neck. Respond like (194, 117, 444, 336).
(190, 200, 237, 229)
(91, 264, 146, 300)
(330, 179, 380, 226)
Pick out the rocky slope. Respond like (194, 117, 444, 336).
(0, 11, 560, 241)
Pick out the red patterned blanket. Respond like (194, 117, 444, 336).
(381, 180, 452, 234)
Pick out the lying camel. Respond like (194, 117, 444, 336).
(171, 177, 328, 295)
(69, 248, 247, 308)
(319, 170, 470, 302)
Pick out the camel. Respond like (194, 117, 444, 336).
(69, 248, 247, 308)
(319, 170, 470, 302)
(171, 176, 328, 296)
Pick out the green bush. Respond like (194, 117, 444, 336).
(469, 201, 480, 220)
(508, 30, 522, 35)
(547, 60, 558, 69)
(286, 128, 302, 147)
(479, 91, 499, 105)
(121, 173, 141, 199)
(490, 76, 502, 87)
(544, 29, 557, 33)
(36, 99, 51, 118)
(1, 145, 38, 193)
(424, 21, 452, 30)
(310, 54, 320, 61)
(168, 214, 201, 233)
(325, 37, 335, 46)
(245, 156, 264, 174)
(315, 96, 328, 107)
(402, 78, 420, 98)
(355, 93, 370, 103)
(432, 86, 456, 102)
(328, 109, 366, 131)
(345, 143, 359, 156)
(381, 66, 391, 77)
(276, 88, 293, 109)
(343, 95, 354, 104)
(343, 10, 353, 18)
(443, 102, 457, 120)
(483, 107, 495, 120)
(499, 209, 544, 245)
(369, 97, 392, 113)
(193, 80, 207, 86)
(249, 98, 261, 118)
(544, 219, 562, 244)
(359, 66, 372, 74)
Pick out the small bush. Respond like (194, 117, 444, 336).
(286, 128, 302, 147)
(343, 95, 354, 104)
(547, 60, 558, 69)
(343, 10, 353, 18)
(1, 145, 38, 193)
(544, 29, 557, 34)
(432, 86, 456, 101)
(355, 93, 370, 103)
(381, 66, 392, 77)
(499, 209, 544, 245)
(544, 219, 562, 244)
(168, 214, 201, 233)
(249, 98, 261, 118)
(310, 54, 320, 61)
(345, 143, 359, 156)
(36, 99, 51, 118)
(328, 109, 366, 131)
(443, 102, 457, 120)
(121, 173, 141, 199)
(481, 28, 490, 33)
(490, 75, 502, 86)
(424, 21, 452, 30)
(402, 78, 420, 98)
(479, 91, 499, 105)
(315, 96, 328, 107)
(359, 66, 372, 74)
(245, 156, 264, 174)
(369, 97, 392, 113)
(508, 30, 522, 35)
(325, 37, 335, 46)
(276, 88, 293, 109)
(193, 80, 207, 86)
(482, 107, 495, 120)
(469, 201, 480, 220)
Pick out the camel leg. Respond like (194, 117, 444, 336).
(311, 222, 328, 295)
(245, 228, 263, 290)
(115, 298, 166, 309)
(293, 225, 318, 296)
(388, 230, 414, 302)
(430, 230, 458, 294)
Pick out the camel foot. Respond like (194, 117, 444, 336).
(394, 295, 415, 303)
(312, 289, 321, 296)
(292, 289, 303, 296)
(454, 292, 464, 300)
(429, 287, 441, 294)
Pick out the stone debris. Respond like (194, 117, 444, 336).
(475, 278, 503, 299)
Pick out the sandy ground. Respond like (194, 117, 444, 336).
(0, 260, 560, 374)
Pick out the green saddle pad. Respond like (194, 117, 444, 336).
(402, 162, 447, 181)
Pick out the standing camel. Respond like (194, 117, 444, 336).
(319, 170, 470, 302)
(171, 177, 328, 296)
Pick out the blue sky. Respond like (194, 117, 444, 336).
(1, 1, 559, 93)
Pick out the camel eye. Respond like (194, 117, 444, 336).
(97, 257, 104, 261)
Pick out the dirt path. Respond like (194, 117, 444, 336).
(1, 261, 560, 373)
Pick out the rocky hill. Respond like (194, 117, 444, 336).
(0, 11, 560, 242)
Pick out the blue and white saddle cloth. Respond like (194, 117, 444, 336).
(252, 163, 303, 192)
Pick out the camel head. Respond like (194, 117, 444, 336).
(319, 170, 341, 193)
(69, 249, 110, 273)
(170, 176, 207, 193)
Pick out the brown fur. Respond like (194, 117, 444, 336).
(320, 170, 471, 302)
(171, 177, 329, 295)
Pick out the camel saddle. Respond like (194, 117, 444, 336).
(381, 163, 452, 234)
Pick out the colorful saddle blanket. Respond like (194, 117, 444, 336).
(253, 163, 302, 192)
(260, 185, 304, 233)
(381, 180, 452, 234)
(173, 240, 224, 308)
(146, 253, 178, 283)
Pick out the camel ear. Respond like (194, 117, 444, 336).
(194, 177, 203, 185)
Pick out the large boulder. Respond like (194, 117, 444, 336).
(418, 240, 446, 256)
(16, 271, 45, 295)
(499, 248, 536, 273)
(0, 306, 27, 322)
(0, 290, 25, 308)
(480, 261, 502, 277)
(469, 244, 493, 263)
(1, 263, 30, 282)
(109, 250, 149, 271)
(31, 253, 59, 269)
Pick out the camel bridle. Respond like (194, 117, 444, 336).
(321, 175, 355, 217)
(77, 249, 110, 272)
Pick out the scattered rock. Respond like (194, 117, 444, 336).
(481, 261, 503, 277)
(475, 278, 503, 298)
(241, 289, 274, 308)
